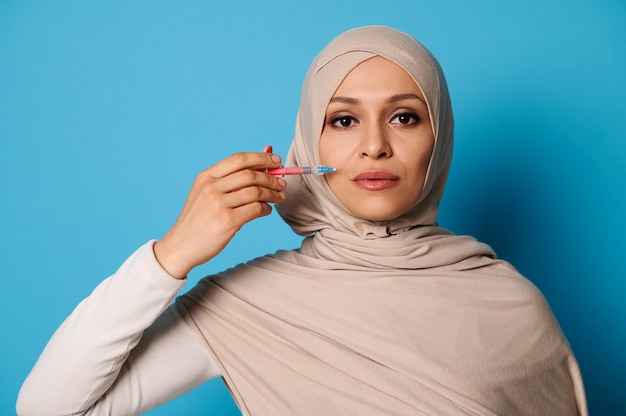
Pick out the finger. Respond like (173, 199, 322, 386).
(214, 168, 287, 194)
(207, 152, 282, 179)
(223, 185, 286, 209)
(233, 201, 274, 225)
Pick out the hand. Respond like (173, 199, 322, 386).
(153, 151, 286, 279)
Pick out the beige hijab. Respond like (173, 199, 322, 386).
(276, 25, 452, 238)
(178, 26, 587, 415)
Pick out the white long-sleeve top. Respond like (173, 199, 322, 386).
(16, 241, 222, 416)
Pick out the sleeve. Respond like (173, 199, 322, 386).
(16, 241, 222, 416)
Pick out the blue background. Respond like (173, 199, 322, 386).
(2, 1, 624, 414)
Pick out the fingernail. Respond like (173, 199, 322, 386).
(278, 191, 286, 200)
(271, 154, 281, 163)
(277, 178, 286, 187)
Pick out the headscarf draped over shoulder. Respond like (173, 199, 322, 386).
(178, 26, 588, 416)
(276, 25, 453, 238)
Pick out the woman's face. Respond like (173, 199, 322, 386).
(319, 56, 435, 221)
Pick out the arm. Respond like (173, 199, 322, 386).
(17, 151, 287, 415)
(16, 242, 220, 416)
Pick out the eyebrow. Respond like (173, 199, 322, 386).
(388, 93, 427, 105)
(329, 93, 427, 106)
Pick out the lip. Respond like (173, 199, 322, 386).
(352, 170, 399, 191)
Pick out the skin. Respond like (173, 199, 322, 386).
(154, 152, 286, 279)
(319, 56, 435, 222)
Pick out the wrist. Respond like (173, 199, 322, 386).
(153, 239, 191, 280)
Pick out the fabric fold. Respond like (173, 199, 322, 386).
(177, 25, 586, 415)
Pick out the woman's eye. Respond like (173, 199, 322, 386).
(391, 112, 418, 125)
(331, 116, 358, 128)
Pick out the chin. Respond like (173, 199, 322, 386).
(348, 207, 407, 222)
(336, 193, 416, 223)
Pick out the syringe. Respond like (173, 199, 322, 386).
(267, 166, 336, 177)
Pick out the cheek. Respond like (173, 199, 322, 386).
(319, 134, 342, 166)
(319, 135, 342, 198)
(403, 136, 435, 189)
(322, 167, 347, 196)
(416, 134, 435, 172)
(319, 139, 331, 166)
(419, 146, 434, 176)
(320, 130, 360, 167)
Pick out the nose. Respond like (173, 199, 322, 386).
(359, 121, 392, 159)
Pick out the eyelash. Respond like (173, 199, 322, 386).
(329, 115, 358, 128)
(391, 112, 419, 126)
(328, 112, 419, 129)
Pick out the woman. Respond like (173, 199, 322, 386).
(17, 26, 587, 415)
